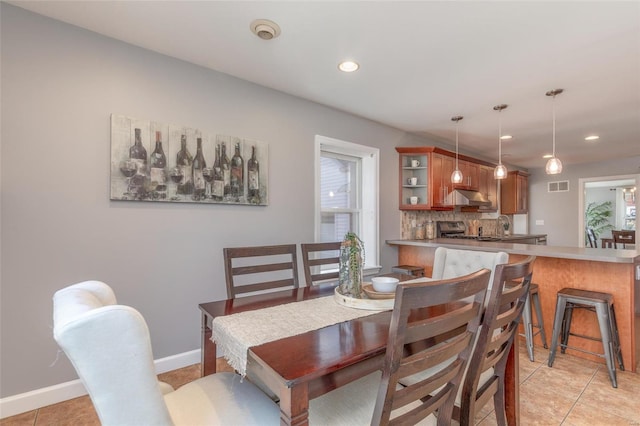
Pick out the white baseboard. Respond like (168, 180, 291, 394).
(0, 349, 201, 419)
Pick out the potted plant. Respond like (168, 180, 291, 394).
(585, 201, 614, 240)
(338, 232, 365, 298)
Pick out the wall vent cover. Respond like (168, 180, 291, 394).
(548, 180, 570, 192)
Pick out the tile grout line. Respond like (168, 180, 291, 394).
(559, 365, 600, 425)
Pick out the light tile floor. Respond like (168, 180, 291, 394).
(2, 340, 639, 425)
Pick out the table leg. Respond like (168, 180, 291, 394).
(505, 340, 520, 426)
(278, 383, 309, 426)
(201, 313, 217, 376)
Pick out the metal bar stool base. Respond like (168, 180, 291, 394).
(511, 282, 547, 362)
(548, 288, 624, 388)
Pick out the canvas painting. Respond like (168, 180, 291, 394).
(110, 114, 268, 205)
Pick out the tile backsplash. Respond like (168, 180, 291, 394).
(401, 211, 501, 239)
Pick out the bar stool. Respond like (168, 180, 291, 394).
(521, 283, 548, 361)
(548, 288, 624, 388)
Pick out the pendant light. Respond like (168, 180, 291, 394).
(545, 89, 564, 175)
(493, 104, 508, 179)
(451, 116, 464, 184)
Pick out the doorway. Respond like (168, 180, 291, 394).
(578, 174, 639, 247)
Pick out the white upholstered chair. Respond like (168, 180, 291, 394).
(431, 247, 509, 296)
(53, 280, 279, 426)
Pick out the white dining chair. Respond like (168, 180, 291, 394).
(53, 280, 279, 426)
(430, 246, 509, 295)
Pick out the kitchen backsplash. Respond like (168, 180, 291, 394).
(401, 211, 502, 239)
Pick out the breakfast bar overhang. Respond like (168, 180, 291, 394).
(387, 239, 640, 372)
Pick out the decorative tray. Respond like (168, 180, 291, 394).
(362, 283, 395, 300)
(333, 285, 395, 311)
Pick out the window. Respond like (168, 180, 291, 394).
(314, 135, 380, 273)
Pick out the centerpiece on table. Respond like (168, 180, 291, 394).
(338, 232, 365, 298)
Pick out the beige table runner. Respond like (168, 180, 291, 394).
(212, 295, 386, 376)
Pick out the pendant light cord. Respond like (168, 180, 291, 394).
(455, 122, 459, 169)
(498, 110, 502, 164)
(552, 94, 556, 157)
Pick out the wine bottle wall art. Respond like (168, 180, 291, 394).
(110, 114, 268, 205)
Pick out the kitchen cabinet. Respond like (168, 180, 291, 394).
(454, 160, 480, 191)
(397, 149, 430, 210)
(501, 170, 529, 214)
(396, 146, 497, 211)
(478, 165, 498, 212)
(431, 152, 455, 208)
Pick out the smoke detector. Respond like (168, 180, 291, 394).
(250, 19, 281, 40)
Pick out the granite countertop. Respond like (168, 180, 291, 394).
(386, 238, 639, 264)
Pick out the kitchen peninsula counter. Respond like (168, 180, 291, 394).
(387, 238, 639, 263)
(387, 239, 639, 371)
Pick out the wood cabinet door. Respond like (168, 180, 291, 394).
(432, 153, 454, 207)
(501, 171, 529, 214)
(516, 174, 528, 212)
(479, 165, 498, 211)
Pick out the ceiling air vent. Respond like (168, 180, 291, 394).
(548, 180, 570, 192)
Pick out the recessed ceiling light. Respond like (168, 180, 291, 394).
(585, 135, 600, 141)
(338, 61, 359, 73)
(500, 135, 513, 140)
(542, 154, 553, 159)
(250, 19, 281, 40)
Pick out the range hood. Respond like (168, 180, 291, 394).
(446, 189, 491, 207)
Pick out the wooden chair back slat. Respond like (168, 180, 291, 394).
(301, 242, 341, 286)
(223, 244, 299, 298)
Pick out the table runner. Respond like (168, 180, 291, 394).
(212, 295, 386, 376)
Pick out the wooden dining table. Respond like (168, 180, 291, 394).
(199, 282, 520, 425)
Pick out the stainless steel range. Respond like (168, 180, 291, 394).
(436, 221, 501, 241)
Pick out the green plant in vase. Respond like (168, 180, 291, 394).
(339, 232, 365, 298)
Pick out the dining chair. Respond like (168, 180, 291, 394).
(53, 280, 279, 425)
(300, 241, 341, 286)
(457, 256, 535, 425)
(309, 269, 491, 425)
(431, 247, 509, 295)
(398, 254, 534, 425)
(586, 227, 597, 248)
(612, 230, 635, 249)
(223, 244, 299, 298)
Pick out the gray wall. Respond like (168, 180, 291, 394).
(0, 4, 434, 397)
(528, 157, 640, 247)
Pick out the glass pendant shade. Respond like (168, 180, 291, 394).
(451, 115, 464, 184)
(545, 157, 563, 174)
(493, 104, 508, 180)
(545, 89, 564, 175)
(451, 168, 463, 184)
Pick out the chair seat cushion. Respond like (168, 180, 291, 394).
(164, 372, 279, 425)
(309, 371, 437, 425)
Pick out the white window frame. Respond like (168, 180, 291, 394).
(314, 135, 380, 274)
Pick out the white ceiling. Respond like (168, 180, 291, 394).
(8, 1, 640, 170)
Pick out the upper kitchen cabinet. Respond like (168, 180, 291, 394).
(501, 170, 529, 214)
(396, 147, 497, 211)
(478, 165, 498, 212)
(397, 147, 431, 210)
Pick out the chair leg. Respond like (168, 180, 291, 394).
(609, 304, 625, 371)
(532, 292, 548, 349)
(548, 296, 567, 367)
(595, 303, 617, 388)
(522, 292, 535, 362)
(493, 377, 507, 426)
(560, 304, 574, 354)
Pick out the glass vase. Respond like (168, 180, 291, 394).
(339, 233, 364, 298)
